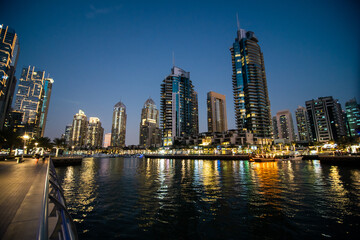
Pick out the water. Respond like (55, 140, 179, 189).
(55, 158, 360, 239)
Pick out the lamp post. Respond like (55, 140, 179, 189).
(21, 134, 30, 162)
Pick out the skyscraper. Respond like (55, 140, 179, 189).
(207, 91, 228, 133)
(139, 98, 161, 148)
(275, 110, 296, 142)
(306, 96, 347, 142)
(14, 66, 54, 137)
(295, 106, 312, 142)
(86, 117, 104, 148)
(160, 66, 198, 146)
(345, 98, 360, 138)
(63, 125, 72, 146)
(111, 101, 126, 148)
(70, 110, 87, 147)
(230, 27, 272, 139)
(103, 133, 111, 148)
(0, 24, 19, 130)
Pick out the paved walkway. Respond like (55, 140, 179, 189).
(0, 158, 48, 240)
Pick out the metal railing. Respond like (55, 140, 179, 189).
(37, 157, 78, 240)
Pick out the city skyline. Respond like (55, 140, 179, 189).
(1, 0, 359, 145)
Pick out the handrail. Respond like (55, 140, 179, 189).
(37, 157, 78, 240)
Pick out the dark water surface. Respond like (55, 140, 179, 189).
(55, 158, 360, 239)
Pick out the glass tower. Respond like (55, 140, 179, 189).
(160, 66, 198, 146)
(139, 98, 161, 148)
(345, 98, 360, 138)
(230, 28, 272, 139)
(70, 110, 87, 147)
(0, 24, 19, 130)
(295, 106, 312, 142)
(111, 101, 127, 148)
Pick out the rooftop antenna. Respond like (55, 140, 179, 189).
(236, 12, 240, 31)
(172, 51, 175, 68)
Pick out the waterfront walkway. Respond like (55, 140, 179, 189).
(0, 158, 48, 240)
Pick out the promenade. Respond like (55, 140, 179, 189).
(0, 158, 48, 239)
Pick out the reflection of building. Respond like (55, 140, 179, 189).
(14, 66, 54, 137)
(103, 133, 111, 148)
(295, 106, 312, 142)
(139, 98, 161, 148)
(207, 91, 228, 133)
(70, 110, 87, 147)
(230, 27, 272, 139)
(86, 117, 104, 148)
(160, 66, 198, 146)
(345, 98, 360, 138)
(275, 110, 295, 143)
(0, 25, 19, 131)
(306, 96, 347, 142)
(111, 101, 126, 148)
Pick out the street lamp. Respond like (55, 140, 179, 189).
(21, 134, 30, 162)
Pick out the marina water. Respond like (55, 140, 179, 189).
(55, 157, 360, 239)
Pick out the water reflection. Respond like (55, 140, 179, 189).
(55, 157, 360, 240)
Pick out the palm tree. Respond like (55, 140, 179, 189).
(0, 129, 21, 156)
(53, 138, 65, 157)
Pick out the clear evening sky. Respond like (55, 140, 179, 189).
(1, 0, 359, 145)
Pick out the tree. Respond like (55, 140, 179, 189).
(0, 130, 21, 156)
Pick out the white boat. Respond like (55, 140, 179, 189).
(287, 155, 303, 160)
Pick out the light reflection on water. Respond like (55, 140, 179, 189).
(55, 158, 360, 240)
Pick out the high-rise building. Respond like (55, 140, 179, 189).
(139, 98, 161, 148)
(13, 66, 53, 137)
(64, 125, 72, 146)
(306, 96, 347, 142)
(160, 66, 198, 146)
(345, 98, 360, 138)
(275, 110, 296, 142)
(86, 117, 104, 148)
(295, 106, 312, 142)
(272, 116, 278, 139)
(103, 133, 111, 148)
(111, 101, 126, 148)
(230, 27, 272, 139)
(0, 24, 19, 130)
(207, 91, 228, 133)
(70, 110, 87, 147)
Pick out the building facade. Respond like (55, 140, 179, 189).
(103, 133, 111, 148)
(306, 96, 347, 142)
(230, 28, 272, 140)
(139, 98, 161, 148)
(207, 91, 228, 133)
(86, 117, 104, 148)
(0, 24, 19, 130)
(111, 101, 127, 148)
(13, 66, 53, 137)
(275, 110, 296, 143)
(63, 125, 72, 146)
(295, 106, 312, 142)
(345, 98, 360, 138)
(70, 110, 87, 147)
(160, 66, 198, 146)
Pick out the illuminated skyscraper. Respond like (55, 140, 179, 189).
(295, 106, 312, 142)
(63, 125, 72, 145)
(86, 117, 104, 148)
(345, 98, 360, 138)
(70, 110, 87, 147)
(139, 98, 161, 148)
(14, 66, 54, 137)
(0, 24, 19, 130)
(207, 91, 228, 132)
(275, 110, 296, 142)
(306, 96, 347, 142)
(160, 66, 198, 146)
(103, 133, 111, 148)
(230, 27, 272, 139)
(111, 101, 127, 148)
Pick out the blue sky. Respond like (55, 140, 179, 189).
(1, 0, 359, 145)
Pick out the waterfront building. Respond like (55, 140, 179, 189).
(272, 116, 278, 140)
(13, 66, 53, 137)
(86, 117, 104, 148)
(139, 98, 161, 148)
(63, 125, 72, 145)
(0, 24, 19, 130)
(230, 26, 272, 141)
(295, 106, 312, 142)
(160, 66, 198, 146)
(103, 133, 111, 148)
(111, 101, 127, 148)
(275, 110, 296, 143)
(306, 96, 347, 142)
(207, 91, 228, 133)
(70, 110, 87, 147)
(345, 98, 360, 138)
